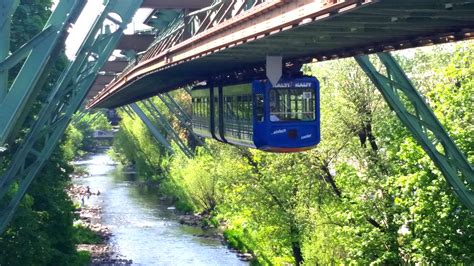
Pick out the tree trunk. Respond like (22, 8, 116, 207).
(292, 241, 304, 266)
(289, 223, 304, 265)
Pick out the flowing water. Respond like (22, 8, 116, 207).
(74, 152, 248, 266)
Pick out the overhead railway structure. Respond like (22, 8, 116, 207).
(88, 0, 474, 108)
(0, 0, 473, 233)
(84, 0, 474, 212)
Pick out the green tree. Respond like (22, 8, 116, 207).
(108, 41, 474, 265)
(1, 1, 92, 264)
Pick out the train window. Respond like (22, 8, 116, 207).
(255, 94, 264, 122)
(269, 88, 315, 121)
(225, 96, 232, 120)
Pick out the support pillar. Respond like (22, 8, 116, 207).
(355, 53, 474, 211)
(157, 93, 206, 148)
(0, 0, 19, 101)
(163, 93, 192, 122)
(142, 100, 193, 157)
(120, 106, 136, 119)
(129, 103, 174, 153)
(0, 0, 84, 146)
(0, 0, 144, 234)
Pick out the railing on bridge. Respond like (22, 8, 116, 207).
(92, 130, 116, 139)
(86, 0, 474, 213)
(93, 0, 348, 104)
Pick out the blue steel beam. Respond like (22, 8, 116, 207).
(183, 86, 192, 97)
(0, 26, 55, 72)
(142, 99, 193, 157)
(0, 0, 83, 146)
(0, 0, 18, 29)
(163, 93, 192, 122)
(129, 103, 174, 153)
(71, 110, 89, 126)
(121, 106, 136, 120)
(355, 53, 474, 211)
(156, 94, 190, 124)
(0, 0, 19, 100)
(0, 0, 144, 233)
(156, 93, 207, 148)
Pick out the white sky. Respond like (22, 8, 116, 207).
(52, 0, 152, 59)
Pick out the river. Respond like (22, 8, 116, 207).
(74, 153, 248, 266)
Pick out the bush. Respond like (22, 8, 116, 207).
(75, 251, 92, 266)
(73, 224, 102, 244)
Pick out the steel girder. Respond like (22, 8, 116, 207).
(355, 53, 474, 211)
(142, 99, 193, 158)
(0, 0, 19, 30)
(0, 26, 55, 73)
(0, 0, 144, 233)
(156, 93, 206, 148)
(129, 103, 174, 153)
(0, 0, 19, 100)
(0, 0, 85, 146)
(121, 105, 136, 120)
(161, 93, 192, 122)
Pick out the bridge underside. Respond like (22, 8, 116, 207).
(90, 0, 474, 109)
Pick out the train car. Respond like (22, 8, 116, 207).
(191, 76, 320, 152)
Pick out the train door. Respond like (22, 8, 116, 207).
(215, 81, 227, 143)
(252, 80, 267, 148)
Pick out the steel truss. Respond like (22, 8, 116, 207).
(128, 103, 174, 154)
(0, 0, 19, 99)
(0, 0, 144, 233)
(140, 0, 264, 63)
(142, 99, 193, 158)
(156, 93, 206, 148)
(355, 52, 474, 211)
(0, 0, 85, 145)
(127, 94, 205, 157)
(90, 0, 266, 108)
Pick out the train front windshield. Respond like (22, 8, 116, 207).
(269, 88, 316, 122)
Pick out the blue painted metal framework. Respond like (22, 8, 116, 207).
(156, 93, 206, 148)
(355, 53, 474, 210)
(0, 0, 19, 100)
(0, 0, 144, 233)
(142, 99, 193, 157)
(128, 103, 174, 153)
(0, 0, 85, 145)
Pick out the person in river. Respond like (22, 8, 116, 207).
(86, 186, 91, 194)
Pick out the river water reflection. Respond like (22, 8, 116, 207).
(74, 153, 248, 266)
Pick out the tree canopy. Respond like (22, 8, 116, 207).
(113, 41, 474, 264)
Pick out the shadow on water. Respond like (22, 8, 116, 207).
(74, 152, 248, 266)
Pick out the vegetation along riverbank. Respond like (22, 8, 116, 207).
(0, 0, 472, 265)
(111, 41, 474, 265)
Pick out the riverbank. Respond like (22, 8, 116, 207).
(68, 184, 132, 265)
(69, 152, 249, 265)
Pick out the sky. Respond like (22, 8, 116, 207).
(52, 0, 152, 59)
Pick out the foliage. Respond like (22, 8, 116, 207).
(111, 100, 175, 182)
(0, 147, 88, 265)
(0, 1, 95, 265)
(75, 251, 92, 266)
(73, 224, 102, 245)
(110, 41, 474, 265)
(69, 111, 113, 152)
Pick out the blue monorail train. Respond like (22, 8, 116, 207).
(191, 76, 320, 152)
